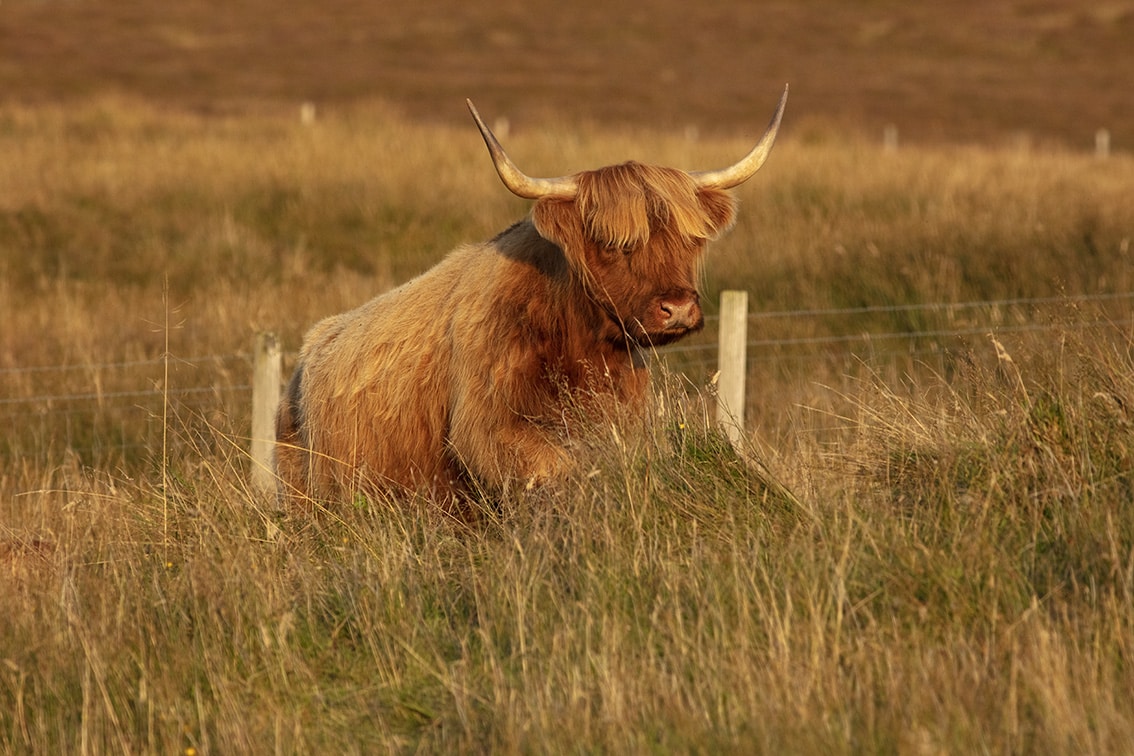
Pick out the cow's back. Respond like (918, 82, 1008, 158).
(279, 245, 485, 501)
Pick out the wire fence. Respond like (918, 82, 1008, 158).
(4, 291, 1132, 467)
(662, 290, 1134, 384)
(1, 352, 254, 465)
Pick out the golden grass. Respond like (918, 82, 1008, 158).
(3, 98, 1134, 752)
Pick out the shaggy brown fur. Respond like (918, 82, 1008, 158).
(275, 162, 737, 510)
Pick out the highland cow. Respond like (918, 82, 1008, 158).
(275, 87, 788, 509)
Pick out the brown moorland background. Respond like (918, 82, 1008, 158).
(2, 0, 1132, 147)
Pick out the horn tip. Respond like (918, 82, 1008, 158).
(466, 99, 491, 135)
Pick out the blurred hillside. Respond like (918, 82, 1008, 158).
(2, 0, 1131, 147)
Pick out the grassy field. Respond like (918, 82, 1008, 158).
(3, 95, 1134, 752)
(3, 2, 1134, 748)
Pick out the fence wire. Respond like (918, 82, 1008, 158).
(3, 292, 1132, 462)
(2, 351, 254, 464)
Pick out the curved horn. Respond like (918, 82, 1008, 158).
(690, 85, 789, 190)
(466, 99, 578, 200)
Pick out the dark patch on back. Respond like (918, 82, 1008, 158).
(279, 365, 307, 446)
(494, 219, 570, 280)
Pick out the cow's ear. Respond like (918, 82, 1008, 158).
(532, 198, 589, 270)
(697, 187, 738, 239)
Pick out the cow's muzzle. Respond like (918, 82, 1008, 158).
(660, 296, 703, 333)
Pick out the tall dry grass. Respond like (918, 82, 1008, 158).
(3, 97, 1134, 752)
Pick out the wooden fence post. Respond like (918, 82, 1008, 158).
(716, 290, 748, 446)
(883, 124, 899, 153)
(1096, 128, 1111, 159)
(251, 332, 282, 494)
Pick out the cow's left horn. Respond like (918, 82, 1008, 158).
(467, 99, 579, 200)
(690, 85, 789, 190)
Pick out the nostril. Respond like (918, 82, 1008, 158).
(660, 297, 698, 326)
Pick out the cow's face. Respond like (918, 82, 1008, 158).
(532, 163, 737, 347)
(467, 89, 786, 347)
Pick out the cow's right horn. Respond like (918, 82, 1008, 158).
(467, 99, 579, 200)
(690, 85, 788, 190)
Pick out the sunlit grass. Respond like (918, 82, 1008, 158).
(2, 97, 1134, 752)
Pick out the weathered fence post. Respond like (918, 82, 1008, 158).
(883, 123, 899, 153)
(251, 332, 282, 494)
(716, 290, 748, 447)
(1096, 128, 1111, 159)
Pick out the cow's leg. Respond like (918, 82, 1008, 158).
(448, 376, 570, 491)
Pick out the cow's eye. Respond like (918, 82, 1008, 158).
(600, 243, 631, 259)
